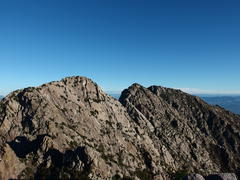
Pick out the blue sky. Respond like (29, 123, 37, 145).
(0, 0, 240, 95)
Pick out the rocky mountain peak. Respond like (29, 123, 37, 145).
(120, 83, 240, 177)
(0, 77, 239, 180)
(0, 77, 160, 179)
(59, 76, 99, 91)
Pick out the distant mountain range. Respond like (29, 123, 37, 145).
(109, 94, 121, 99)
(201, 96, 240, 115)
(110, 94, 240, 115)
(0, 95, 3, 99)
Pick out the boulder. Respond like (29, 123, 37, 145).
(205, 173, 238, 180)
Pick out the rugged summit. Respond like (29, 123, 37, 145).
(119, 84, 240, 178)
(0, 77, 165, 180)
(0, 76, 239, 180)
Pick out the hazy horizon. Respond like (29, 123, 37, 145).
(1, 77, 240, 97)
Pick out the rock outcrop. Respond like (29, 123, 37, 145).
(184, 173, 238, 180)
(119, 84, 240, 178)
(0, 76, 239, 179)
(0, 77, 167, 180)
(184, 174, 205, 180)
(205, 173, 238, 180)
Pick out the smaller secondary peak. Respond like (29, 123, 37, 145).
(128, 83, 144, 90)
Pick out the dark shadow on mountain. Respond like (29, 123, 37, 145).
(7, 134, 50, 158)
(35, 146, 93, 180)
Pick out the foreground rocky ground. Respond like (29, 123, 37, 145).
(0, 76, 239, 180)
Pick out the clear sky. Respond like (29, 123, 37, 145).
(0, 0, 240, 95)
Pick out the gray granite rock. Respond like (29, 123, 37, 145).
(184, 174, 205, 180)
(0, 76, 239, 179)
(205, 173, 238, 180)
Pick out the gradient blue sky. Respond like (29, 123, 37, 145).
(0, 0, 240, 95)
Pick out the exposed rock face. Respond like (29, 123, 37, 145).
(184, 173, 238, 180)
(0, 77, 169, 180)
(119, 84, 240, 178)
(205, 173, 238, 180)
(0, 76, 239, 180)
(184, 174, 205, 180)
